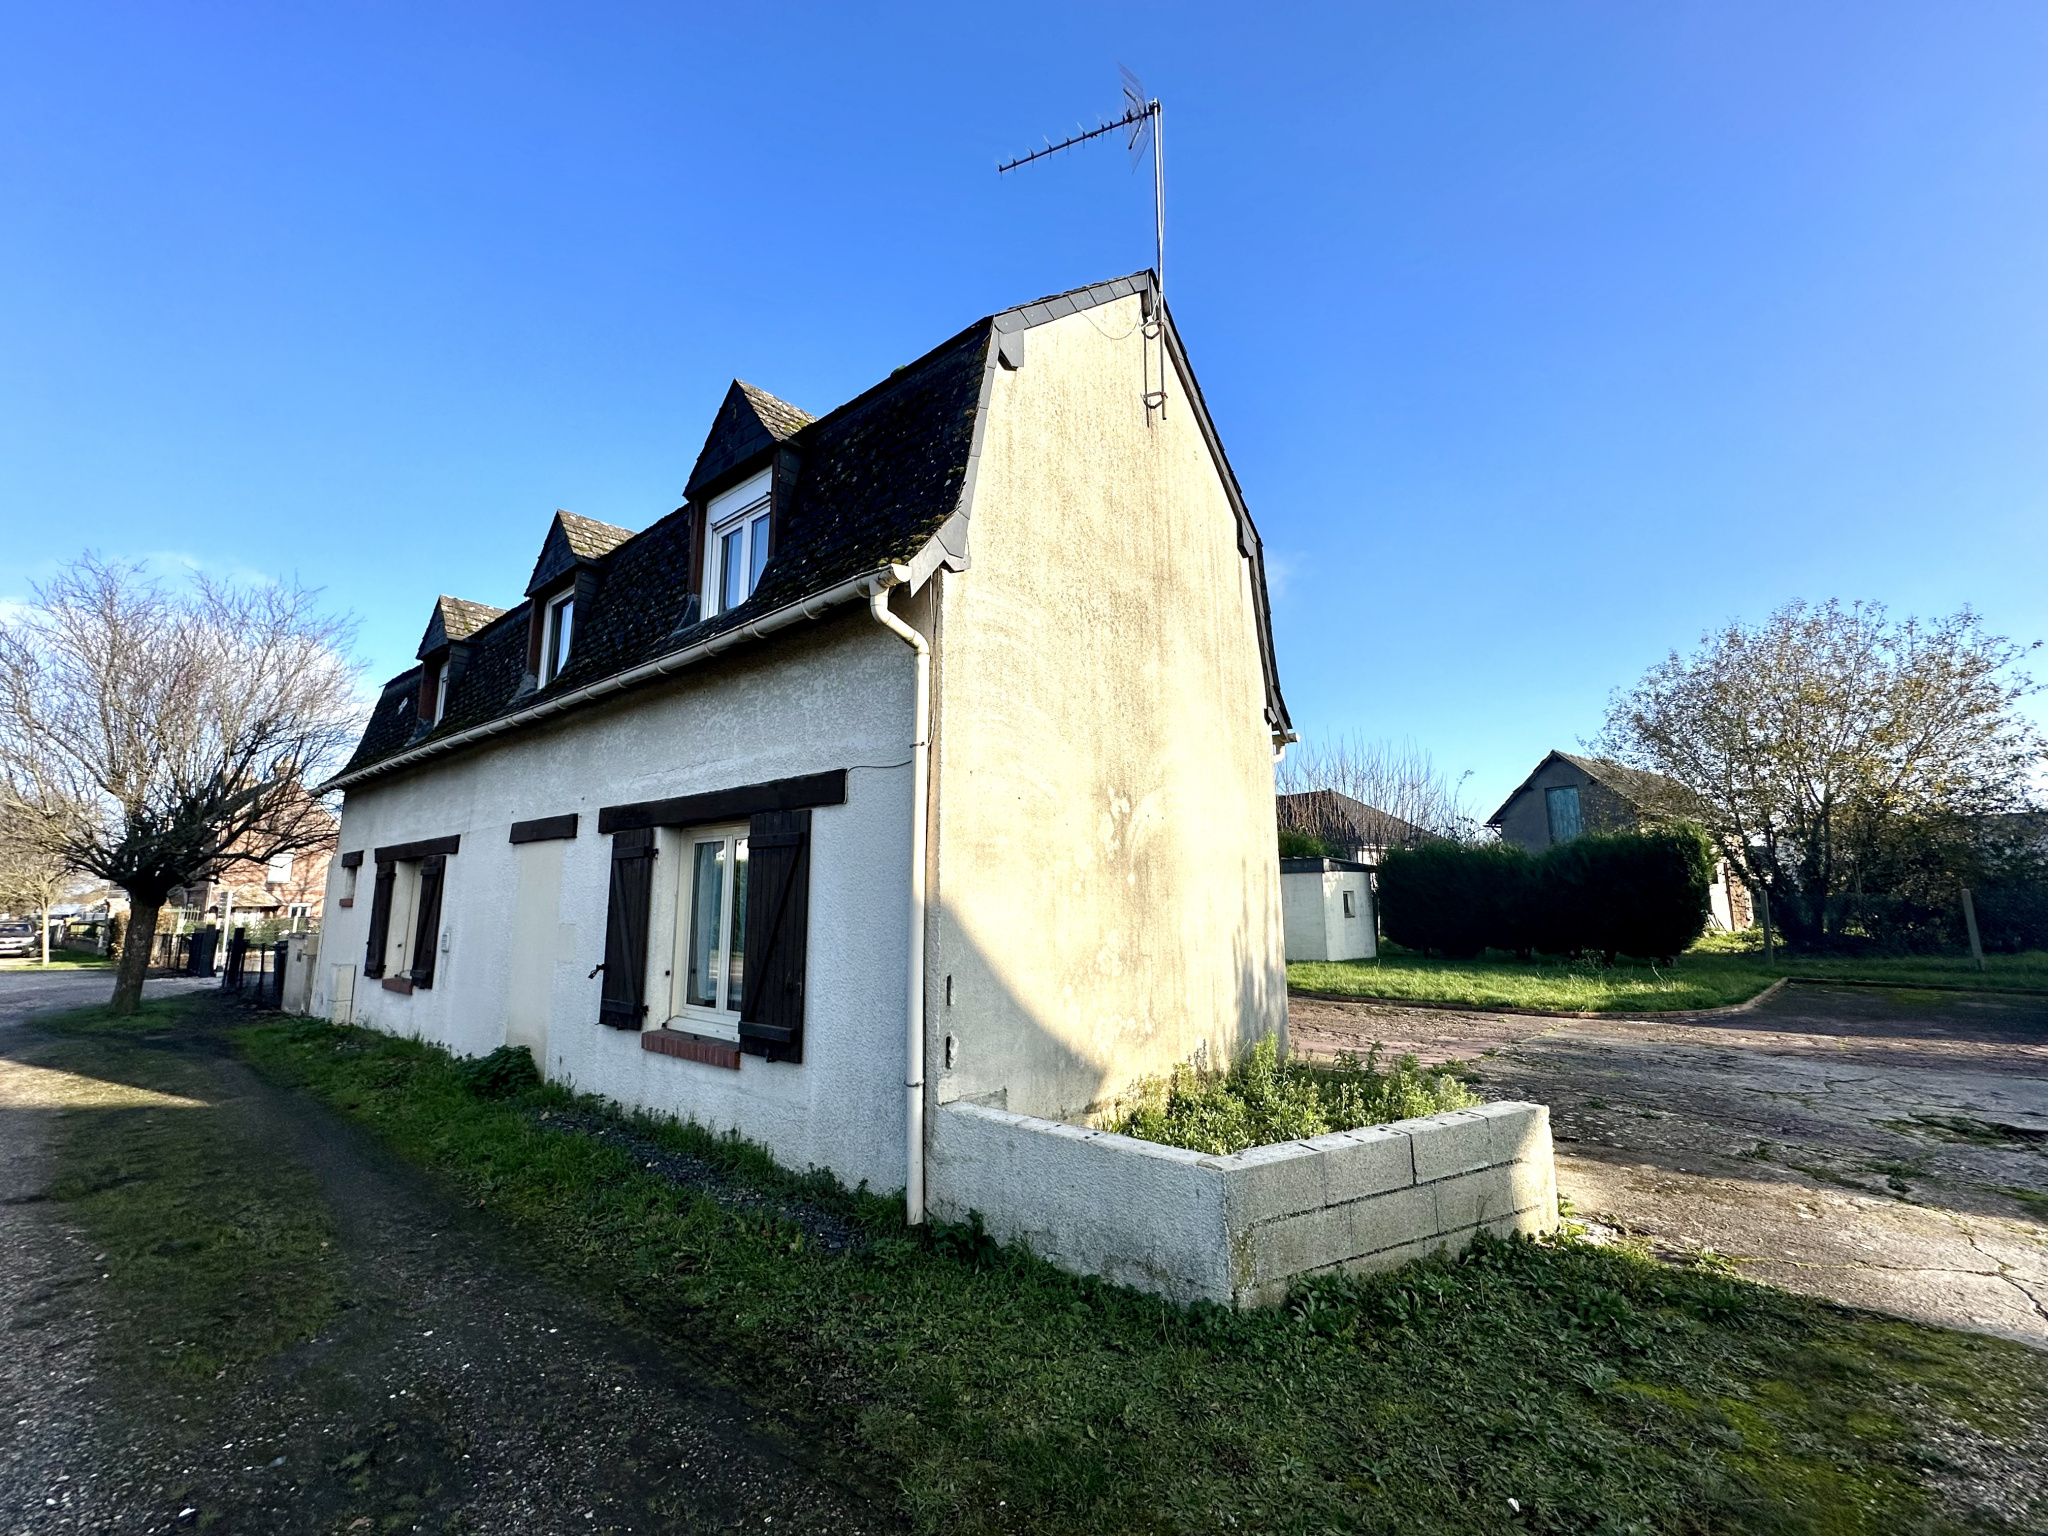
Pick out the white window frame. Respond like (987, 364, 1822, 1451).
(431, 658, 451, 724)
(383, 861, 422, 978)
(701, 470, 772, 619)
(541, 591, 574, 685)
(665, 822, 750, 1040)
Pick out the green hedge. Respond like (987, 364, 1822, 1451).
(1379, 825, 1715, 963)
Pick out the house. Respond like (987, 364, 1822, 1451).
(1486, 751, 1749, 929)
(315, 272, 1293, 1216)
(165, 802, 338, 935)
(1276, 789, 1426, 866)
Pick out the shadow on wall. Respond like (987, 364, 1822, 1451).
(928, 841, 1285, 1132)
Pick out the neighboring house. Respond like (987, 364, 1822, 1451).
(1486, 751, 1750, 930)
(169, 805, 338, 932)
(1275, 789, 1426, 866)
(314, 272, 1292, 1209)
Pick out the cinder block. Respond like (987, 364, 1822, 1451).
(1316, 1125, 1415, 1204)
(1343, 1184, 1439, 1259)
(1431, 1166, 1516, 1233)
(1251, 1203, 1354, 1280)
(1406, 1110, 1496, 1183)
(1338, 1234, 1447, 1277)
(1467, 1101, 1550, 1165)
(1222, 1140, 1324, 1221)
(1506, 1158, 1556, 1217)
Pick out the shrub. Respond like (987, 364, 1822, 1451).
(1379, 824, 1715, 963)
(454, 1043, 541, 1099)
(1278, 828, 1331, 859)
(1113, 1037, 1478, 1156)
(1377, 841, 1534, 958)
(1533, 826, 1714, 963)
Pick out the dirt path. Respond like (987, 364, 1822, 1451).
(0, 1002, 895, 1534)
(1294, 982, 2048, 1350)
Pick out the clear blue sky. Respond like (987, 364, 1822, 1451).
(5, 2, 2046, 817)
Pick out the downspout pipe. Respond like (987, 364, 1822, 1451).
(867, 565, 930, 1226)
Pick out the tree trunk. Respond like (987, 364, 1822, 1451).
(110, 900, 160, 1015)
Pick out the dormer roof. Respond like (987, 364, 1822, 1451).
(684, 380, 814, 500)
(526, 510, 635, 597)
(416, 595, 508, 660)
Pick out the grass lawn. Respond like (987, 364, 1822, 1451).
(1290, 943, 2048, 1013)
(198, 1010, 2048, 1534)
(30, 1000, 346, 1387)
(1, 949, 116, 969)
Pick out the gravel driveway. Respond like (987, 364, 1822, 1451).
(1293, 982, 2048, 1350)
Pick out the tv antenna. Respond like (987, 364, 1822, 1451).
(999, 65, 1169, 418)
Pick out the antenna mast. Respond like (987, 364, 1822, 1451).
(999, 65, 1168, 418)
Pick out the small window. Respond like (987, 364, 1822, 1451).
(542, 592, 574, 684)
(670, 824, 749, 1033)
(703, 471, 772, 618)
(432, 659, 451, 724)
(1545, 785, 1583, 843)
(267, 852, 294, 883)
(1341, 889, 1357, 919)
(341, 865, 358, 903)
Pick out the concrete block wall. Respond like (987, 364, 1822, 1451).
(929, 1099, 1557, 1307)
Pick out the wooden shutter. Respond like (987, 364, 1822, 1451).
(409, 853, 446, 988)
(739, 808, 810, 1062)
(363, 862, 396, 978)
(598, 827, 657, 1029)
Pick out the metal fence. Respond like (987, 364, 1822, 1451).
(219, 930, 288, 1007)
(148, 928, 219, 976)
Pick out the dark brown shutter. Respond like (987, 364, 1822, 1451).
(363, 862, 396, 978)
(739, 807, 810, 1063)
(409, 853, 446, 988)
(598, 827, 657, 1029)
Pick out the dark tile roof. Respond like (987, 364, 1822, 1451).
(338, 313, 994, 783)
(416, 595, 507, 659)
(686, 381, 815, 499)
(333, 271, 1291, 789)
(1277, 790, 1430, 852)
(526, 511, 635, 596)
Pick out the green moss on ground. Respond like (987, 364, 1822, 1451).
(33, 1000, 346, 1389)
(237, 1015, 2048, 1534)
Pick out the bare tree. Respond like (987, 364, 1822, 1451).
(1275, 735, 1482, 849)
(0, 788, 82, 967)
(1599, 599, 2044, 946)
(0, 557, 361, 1011)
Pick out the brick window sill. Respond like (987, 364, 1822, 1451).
(642, 1028, 740, 1071)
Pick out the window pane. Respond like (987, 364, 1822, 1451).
(749, 513, 770, 593)
(556, 601, 573, 667)
(686, 841, 725, 1008)
(721, 527, 746, 612)
(726, 838, 749, 1011)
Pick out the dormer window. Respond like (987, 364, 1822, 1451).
(431, 659, 451, 724)
(542, 591, 575, 684)
(703, 470, 771, 618)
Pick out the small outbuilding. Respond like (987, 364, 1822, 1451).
(1280, 857, 1376, 962)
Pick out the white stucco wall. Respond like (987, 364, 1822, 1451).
(928, 295, 1289, 1127)
(1280, 868, 1376, 962)
(316, 612, 918, 1193)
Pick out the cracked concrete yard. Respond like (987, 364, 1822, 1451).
(1293, 981, 2048, 1350)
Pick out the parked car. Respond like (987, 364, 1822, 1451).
(0, 921, 39, 959)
